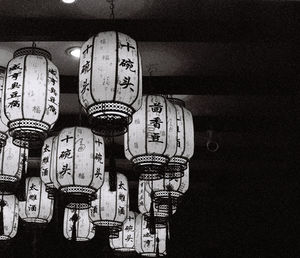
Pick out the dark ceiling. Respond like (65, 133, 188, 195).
(0, 0, 299, 257)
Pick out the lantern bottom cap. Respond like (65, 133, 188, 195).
(0, 177, 19, 194)
(113, 248, 136, 254)
(144, 213, 168, 228)
(21, 218, 49, 224)
(87, 102, 134, 137)
(141, 253, 166, 257)
(0, 235, 12, 241)
(165, 157, 188, 179)
(92, 220, 123, 229)
(0, 132, 8, 147)
(9, 119, 50, 148)
(66, 237, 92, 242)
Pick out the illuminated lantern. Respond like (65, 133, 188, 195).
(52, 127, 105, 209)
(63, 207, 95, 241)
(166, 98, 194, 179)
(125, 95, 177, 180)
(40, 136, 57, 199)
(79, 31, 142, 137)
(19, 177, 53, 224)
(0, 194, 19, 241)
(0, 136, 28, 194)
(135, 214, 167, 257)
(2, 47, 59, 148)
(0, 67, 8, 147)
(154, 164, 189, 211)
(110, 211, 137, 254)
(89, 171, 129, 232)
(138, 179, 176, 229)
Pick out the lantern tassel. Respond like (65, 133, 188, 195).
(149, 190, 156, 234)
(17, 153, 27, 201)
(71, 212, 79, 242)
(156, 237, 160, 257)
(0, 194, 5, 235)
(168, 191, 172, 219)
(109, 137, 117, 191)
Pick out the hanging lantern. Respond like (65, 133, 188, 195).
(2, 46, 59, 148)
(40, 136, 57, 199)
(89, 171, 129, 232)
(79, 31, 142, 137)
(154, 164, 189, 212)
(63, 207, 95, 241)
(52, 127, 105, 209)
(138, 179, 176, 230)
(19, 177, 54, 224)
(110, 211, 137, 254)
(135, 214, 167, 257)
(166, 98, 194, 179)
(0, 136, 28, 194)
(125, 95, 177, 180)
(0, 67, 8, 148)
(0, 194, 19, 241)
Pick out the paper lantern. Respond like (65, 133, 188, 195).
(0, 194, 19, 241)
(125, 95, 177, 180)
(0, 67, 8, 147)
(166, 98, 194, 179)
(79, 31, 142, 137)
(110, 211, 137, 254)
(19, 177, 54, 224)
(2, 47, 59, 148)
(63, 207, 95, 241)
(138, 179, 176, 229)
(0, 136, 28, 194)
(52, 127, 105, 209)
(154, 164, 189, 211)
(40, 136, 57, 199)
(89, 171, 129, 232)
(135, 214, 167, 257)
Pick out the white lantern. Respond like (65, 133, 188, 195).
(89, 171, 129, 232)
(2, 47, 59, 148)
(63, 207, 95, 241)
(52, 127, 105, 209)
(125, 95, 177, 180)
(138, 179, 176, 229)
(0, 194, 19, 241)
(166, 98, 194, 179)
(19, 177, 54, 224)
(0, 67, 8, 147)
(0, 136, 28, 194)
(40, 136, 57, 199)
(154, 164, 189, 211)
(135, 214, 167, 257)
(110, 211, 137, 254)
(79, 31, 142, 137)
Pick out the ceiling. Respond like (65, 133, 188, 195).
(0, 0, 299, 257)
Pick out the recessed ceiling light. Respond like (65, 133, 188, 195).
(61, 0, 77, 4)
(66, 47, 81, 58)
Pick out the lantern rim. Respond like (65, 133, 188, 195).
(0, 177, 19, 194)
(0, 132, 8, 148)
(13, 47, 52, 60)
(91, 220, 123, 229)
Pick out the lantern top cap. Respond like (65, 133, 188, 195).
(167, 97, 185, 107)
(13, 47, 52, 60)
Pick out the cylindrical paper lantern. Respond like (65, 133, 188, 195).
(166, 98, 194, 179)
(110, 211, 137, 254)
(125, 95, 177, 180)
(0, 136, 28, 194)
(154, 164, 189, 211)
(79, 31, 142, 137)
(89, 171, 129, 232)
(0, 194, 19, 241)
(2, 47, 59, 148)
(0, 67, 8, 148)
(19, 177, 53, 224)
(135, 214, 167, 257)
(138, 180, 176, 228)
(40, 136, 57, 199)
(63, 207, 95, 241)
(52, 127, 105, 209)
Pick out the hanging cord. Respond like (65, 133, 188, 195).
(156, 237, 160, 257)
(0, 192, 5, 235)
(31, 42, 36, 55)
(71, 211, 79, 242)
(149, 178, 156, 234)
(109, 137, 117, 191)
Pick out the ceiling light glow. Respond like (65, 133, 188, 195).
(61, 0, 76, 4)
(66, 47, 81, 58)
